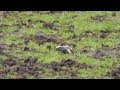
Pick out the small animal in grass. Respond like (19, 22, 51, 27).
(56, 45, 73, 54)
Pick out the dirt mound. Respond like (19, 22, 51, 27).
(90, 15, 107, 22)
(107, 68, 120, 79)
(60, 59, 77, 67)
(24, 56, 38, 63)
(111, 68, 120, 79)
(0, 56, 94, 78)
(84, 46, 120, 59)
(16, 56, 42, 77)
(43, 22, 54, 29)
(46, 59, 91, 78)
(79, 31, 96, 38)
(34, 32, 47, 44)
(3, 58, 16, 67)
(33, 32, 57, 44)
(95, 46, 120, 59)
(48, 61, 62, 72)
(43, 21, 59, 30)
(49, 59, 90, 70)
(0, 43, 8, 54)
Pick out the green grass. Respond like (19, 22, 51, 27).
(0, 11, 120, 79)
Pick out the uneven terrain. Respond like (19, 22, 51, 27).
(0, 11, 120, 79)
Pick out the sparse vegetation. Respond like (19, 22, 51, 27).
(0, 11, 120, 79)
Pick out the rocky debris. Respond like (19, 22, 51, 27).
(15, 56, 41, 77)
(56, 45, 73, 54)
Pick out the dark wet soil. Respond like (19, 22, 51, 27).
(33, 32, 57, 44)
(43, 21, 59, 30)
(43, 22, 54, 29)
(0, 56, 93, 79)
(2, 58, 16, 67)
(107, 68, 120, 79)
(81, 45, 120, 59)
(90, 15, 107, 22)
(111, 68, 120, 79)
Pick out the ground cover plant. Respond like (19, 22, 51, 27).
(0, 11, 120, 79)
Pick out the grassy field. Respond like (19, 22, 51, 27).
(0, 11, 120, 79)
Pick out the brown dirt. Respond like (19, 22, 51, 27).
(24, 56, 38, 63)
(90, 15, 107, 22)
(0, 43, 8, 54)
(80, 46, 92, 54)
(99, 30, 111, 39)
(79, 31, 96, 38)
(23, 47, 29, 51)
(0, 55, 95, 78)
(107, 68, 120, 79)
(48, 61, 62, 72)
(43, 21, 60, 30)
(3, 58, 16, 67)
(43, 22, 54, 29)
(111, 68, 120, 79)
(33, 32, 57, 44)
(59, 59, 77, 67)
(82, 45, 120, 59)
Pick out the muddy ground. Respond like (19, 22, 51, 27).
(0, 57, 94, 79)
